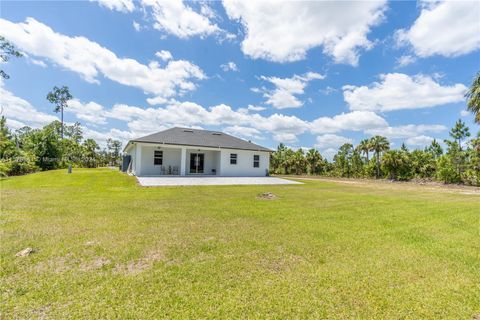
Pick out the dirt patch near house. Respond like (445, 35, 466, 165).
(257, 192, 278, 200)
(30, 304, 51, 320)
(262, 253, 305, 273)
(115, 251, 166, 275)
(80, 257, 111, 271)
(252, 247, 306, 273)
(34, 256, 71, 274)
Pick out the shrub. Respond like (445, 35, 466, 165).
(0, 161, 11, 177)
(461, 169, 480, 186)
(0, 152, 38, 176)
(436, 155, 460, 184)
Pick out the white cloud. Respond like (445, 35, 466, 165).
(200, 3, 218, 19)
(256, 113, 310, 135)
(92, 0, 135, 12)
(0, 81, 58, 128)
(319, 86, 338, 95)
(29, 58, 47, 68)
(83, 127, 136, 145)
(145, 96, 171, 106)
(257, 72, 324, 109)
(460, 110, 470, 117)
(132, 21, 142, 32)
(5, 118, 27, 131)
(222, 0, 386, 65)
(343, 73, 467, 112)
(67, 99, 107, 125)
(273, 133, 298, 144)
(310, 111, 388, 134)
(315, 134, 353, 150)
(102, 101, 389, 145)
(224, 125, 262, 140)
(220, 62, 238, 72)
(395, 55, 416, 67)
(396, 1, 480, 58)
(155, 50, 173, 61)
(141, 0, 221, 38)
(247, 104, 265, 112)
(365, 124, 446, 139)
(0, 18, 205, 102)
(405, 135, 434, 147)
(104, 101, 311, 141)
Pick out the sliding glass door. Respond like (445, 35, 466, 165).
(189, 153, 204, 174)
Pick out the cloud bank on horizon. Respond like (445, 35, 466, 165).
(1, 0, 479, 159)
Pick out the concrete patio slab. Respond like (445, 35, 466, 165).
(137, 176, 302, 186)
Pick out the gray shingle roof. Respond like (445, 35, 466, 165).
(128, 127, 272, 152)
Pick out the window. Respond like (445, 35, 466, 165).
(230, 153, 237, 165)
(253, 155, 260, 168)
(154, 150, 163, 165)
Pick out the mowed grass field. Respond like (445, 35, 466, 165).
(1, 169, 479, 319)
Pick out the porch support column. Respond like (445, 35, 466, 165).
(180, 147, 186, 176)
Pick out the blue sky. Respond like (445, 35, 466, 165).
(1, 0, 479, 158)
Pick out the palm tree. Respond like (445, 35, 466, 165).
(466, 71, 480, 124)
(273, 145, 295, 175)
(357, 139, 371, 162)
(381, 150, 411, 181)
(271, 144, 285, 173)
(47, 86, 73, 139)
(291, 149, 307, 175)
(275, 144, 294, 174)
(370, 135, 390, 178)
(305, 148, 322, 174)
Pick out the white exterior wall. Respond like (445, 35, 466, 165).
(125, 144, 181, 176)
(219, 149, 270, 177)
(139, 145, 181, 176)
(185, 149, 221, 175)
(125, 143, 270, 177)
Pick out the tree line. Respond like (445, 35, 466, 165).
(270, 119, 479, 186)
(0, 117, 122, 177)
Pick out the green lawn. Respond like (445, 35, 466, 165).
(1, 169, 479, 319)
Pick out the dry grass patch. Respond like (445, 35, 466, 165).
(256, 192, 278, 200)
(80, 257, 111, 271)
(114, 250, 166, 275)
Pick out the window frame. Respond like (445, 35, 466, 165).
(230, 153, 237, 165)
(154, 150, 163, 165)
(253, 154, 260, 168)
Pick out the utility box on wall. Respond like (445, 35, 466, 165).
(121, 155, 131, 172)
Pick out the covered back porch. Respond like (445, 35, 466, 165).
(131, 143, 221, 176)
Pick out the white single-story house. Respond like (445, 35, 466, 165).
(123, 127, 272, 177)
